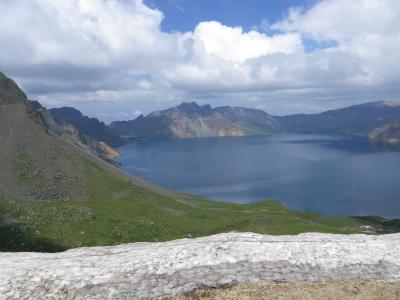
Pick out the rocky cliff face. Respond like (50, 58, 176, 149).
(50, 107, 126, 147)
(31, 101, 119, 164)
(0, 72, 27, 105)
(215, 106, 279, 134)
(109, 102, 277, 138)
(1, 232, 399, 299)
(368, 122, 400, 144)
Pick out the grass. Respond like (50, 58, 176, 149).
(1, 156, 399, 252)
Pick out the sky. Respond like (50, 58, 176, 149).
(1, 0, 400, 122)
(145, 0, 309, 32)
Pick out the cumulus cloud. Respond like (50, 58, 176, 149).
(273, 0, 400, 42)
(191, 21, 302, 62)
(272, 0, 400, 85)
(1, 0, 171, 65)
(0, 0, 400, 120)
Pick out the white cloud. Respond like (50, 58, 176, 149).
(1, 0, 400, 119)
(273, 0, 400, 42)
(191, 21, 302, 62)
(272, 0, 400, 86)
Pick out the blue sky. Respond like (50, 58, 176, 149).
(1, 0, 400, 122)
(145, 0, 310, 32)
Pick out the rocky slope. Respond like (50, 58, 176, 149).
(368, 121, 400, 144)
(0, 72, 88, 201)
(109, 101, 400, 139)
(50, 107, 126, 147)
(31, 101, 119, 163)
(215, 106, 279, 134)
(1, 232, 399, 299)
(109, 102, 278, 138)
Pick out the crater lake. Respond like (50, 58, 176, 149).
(117, 134, 400, 218)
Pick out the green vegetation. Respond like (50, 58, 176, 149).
(238, 123, 271, 135)
(1, 157, 399, 252)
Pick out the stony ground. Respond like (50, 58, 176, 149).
(168, 280, 400, 300)
(0, 72, 88, 201)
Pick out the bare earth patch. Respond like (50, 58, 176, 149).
(167, 280, 400, 300)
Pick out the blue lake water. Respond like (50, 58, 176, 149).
(117, 134, 400, 218)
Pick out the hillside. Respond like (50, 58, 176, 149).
(368, 121, 400, 144)
(0, 74, 88, 202)
(215, 106, 279, 134)
(50, 107, 126, 147)
(278, 101, 400, 136)
(31, 101, 119, 164)
(109, 102, 278, 138)
(1, 72, 400, 253)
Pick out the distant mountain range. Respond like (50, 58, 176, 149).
(109, 102, 266, 138)
(109, 102, 278, 138)
(278, 101, 400, 136)
(108, 101, 400, 143)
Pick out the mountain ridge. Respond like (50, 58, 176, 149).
(109, 100, 400, 139)
(30, 101, 120, 164)
(278, 101, 400, 136)
(50, 107, 126, 147)
(109, 102, 278, 138)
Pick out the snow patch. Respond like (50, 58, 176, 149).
(1, 232, 400, 299)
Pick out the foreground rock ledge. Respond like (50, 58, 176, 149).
(1, 233, 400, 299)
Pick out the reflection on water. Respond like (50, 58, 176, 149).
(117, 134, 400, 218)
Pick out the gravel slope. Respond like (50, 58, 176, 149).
(0, 72, 87, 201)
(168, 280, 400, 300)
(1, 232, 399, 299)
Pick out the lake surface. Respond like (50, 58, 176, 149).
(117, 134, 400, 218)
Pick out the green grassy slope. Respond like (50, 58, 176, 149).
(1, 155, 399, 252)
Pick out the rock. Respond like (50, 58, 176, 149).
(368, 121, 400, 144)
(0, 214, 16, 225)
(1, 232, 400, 299)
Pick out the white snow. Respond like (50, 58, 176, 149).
(1, 232, 400, 299)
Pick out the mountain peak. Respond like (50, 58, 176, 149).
(177, 101, 204, 110)
(0, 72, 27, 105)
(178, 101, 200, 108)
(358, 101, 400, 108)
(49, 107, 84, 120)
(176, 102, 212, 115)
